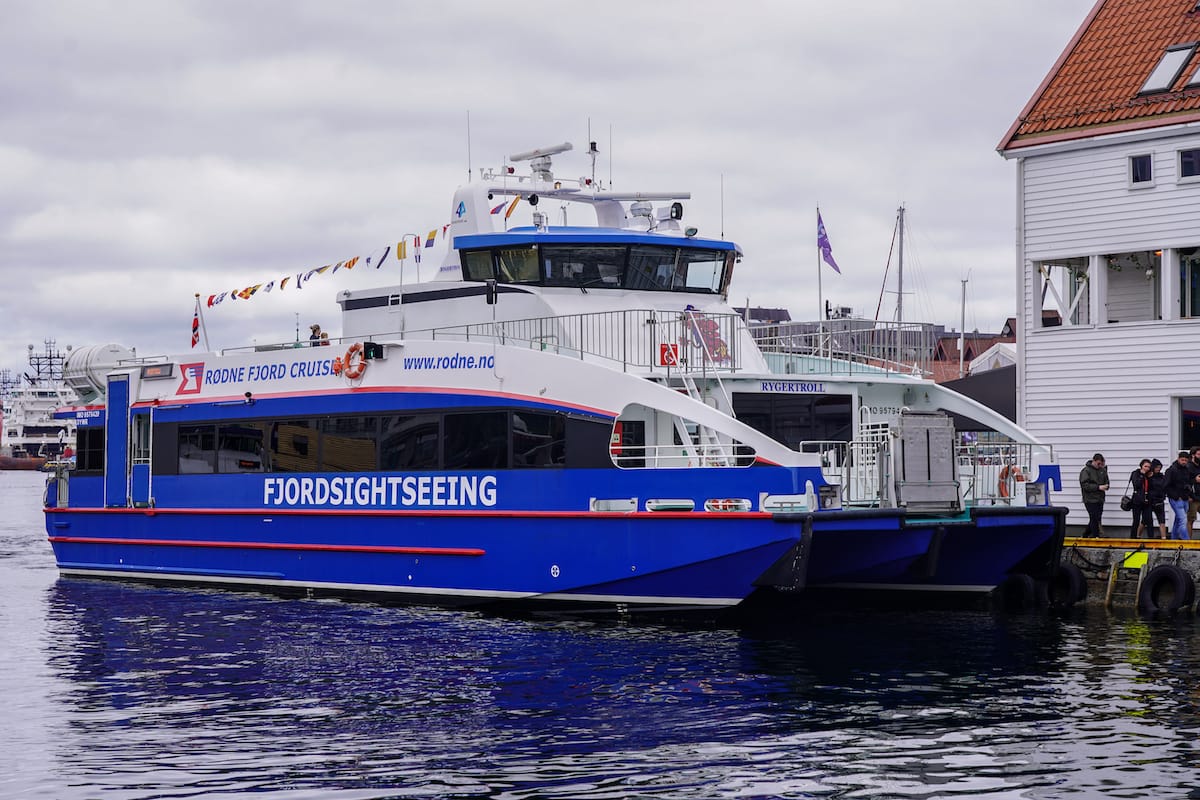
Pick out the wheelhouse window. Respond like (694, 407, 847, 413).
(1130, 154, 1153, 185)
(460, 242, 733, 294)
(1104, 250, 1161, 323)
(497, 247, 539, 283)
(1140, 45, 1195, 94)
(541, 245, 624, 288)
(1181, 148, 1200, 180)
(1035, 257, 1090, 327)
(626, 246, 728, 293)
(462, 250, 494, 281)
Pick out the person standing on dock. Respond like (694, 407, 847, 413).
(1189, 446, 1200, 535)
(1165, 451, 1193, 541)
(1128, 459, 1153, 539)
(1147, 458, 1168, 540)
(1080, 454, 1109, 538)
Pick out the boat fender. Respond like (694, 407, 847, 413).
(997, 465, 1024, 498)
(997, 573, 1037, 613)
(1047, 562, 1087, 608)
(1137, 564, 1194, 614)
(342, 343, 367, 380)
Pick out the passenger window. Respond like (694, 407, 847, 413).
(444, 411, 509, 469)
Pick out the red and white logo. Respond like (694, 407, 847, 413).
(659, 343, 680, 366)
(177, 362, 204, 395)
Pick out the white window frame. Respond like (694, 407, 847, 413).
(1140, 44, 1196, 94)
(1179, 148, 1200, 184)
(1129, 153, 1155, 188)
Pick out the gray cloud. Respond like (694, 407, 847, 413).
(0, 0, 1092, 374)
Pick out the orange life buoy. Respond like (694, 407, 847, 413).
(998, 464, 1024, 497)
(342, 342, 367, 380)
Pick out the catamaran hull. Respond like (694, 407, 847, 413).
(781, 506, 1067, 594)
(43, 507, 805, 610)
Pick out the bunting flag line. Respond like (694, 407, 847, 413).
(201, 220, 452, 310)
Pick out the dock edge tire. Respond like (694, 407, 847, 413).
(1047, 563, 1087, 608)
(998, 573, 1037, 613)
(1137, 564, 1194, 615)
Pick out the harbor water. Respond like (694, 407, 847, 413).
(3, 470, 1200, 799)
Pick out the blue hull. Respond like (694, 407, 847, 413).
(43, 504, 1066, 609)
(798, 506, 1067, 592)
(44, 507, 803, 609)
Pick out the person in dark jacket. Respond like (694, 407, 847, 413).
(1079, 453, 1109, 537)
(1189, 446, 1200, 535)
(1146, 458, 1167, 539)
(1164, 451, 1193, 540)
(1128, 459, 1152, 539)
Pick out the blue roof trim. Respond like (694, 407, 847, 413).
(453, 227, 739, 252)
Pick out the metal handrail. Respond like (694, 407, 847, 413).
(411, 308, 745, 374)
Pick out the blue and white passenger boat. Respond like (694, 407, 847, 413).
(43, 142, 1066, 612)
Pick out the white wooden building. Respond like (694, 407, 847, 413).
(999, 0, 1200, 531)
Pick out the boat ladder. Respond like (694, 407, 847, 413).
(1104, 553, 1147, 609)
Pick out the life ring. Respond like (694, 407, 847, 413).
(997, 464, 1025, 498)
(342, 343, 367, 380)
(1137, 564, 1195, 614)
(1047, 562, 1087, 608)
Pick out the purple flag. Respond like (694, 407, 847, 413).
(817, 212, 841, 274)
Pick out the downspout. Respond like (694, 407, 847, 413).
(1015, 157, 1026, 428)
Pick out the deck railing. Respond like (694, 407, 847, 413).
(751, 319, 937, 377)
(804, 436, 1051, 509)
(411, 308, 746, 374)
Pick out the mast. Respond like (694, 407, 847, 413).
(896, 205, 905, 323)
(959, 279, 967, 378)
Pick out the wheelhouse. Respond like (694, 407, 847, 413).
(455, 229, 740, 295)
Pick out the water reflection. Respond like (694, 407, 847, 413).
(35, 578, 1113, 799)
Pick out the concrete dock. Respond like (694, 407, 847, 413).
(1059, 536, 1200, 612)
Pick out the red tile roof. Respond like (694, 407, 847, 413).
(1000, 0, 1200, 151)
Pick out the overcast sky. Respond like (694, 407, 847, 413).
(0, 0, 1096, 377)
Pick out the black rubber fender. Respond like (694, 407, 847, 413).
(1047, 562, 1087, 608)
(998, 573, 1037, 613)
(1137, 564, 1193, 614)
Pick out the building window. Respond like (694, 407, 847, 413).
(1035, 258, 1090, 327)
(1181, 148, 1200, 179)
(1104, 250, 1161, 323)
(1140, 45, 1196, 93)
(1130, 154, 1153, 185)
(1182, 397, 1200, 452)
(1182, 248, 1200, 318)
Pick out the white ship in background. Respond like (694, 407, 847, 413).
(0, 341, 79, 470)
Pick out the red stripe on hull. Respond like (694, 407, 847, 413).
(45, 507, 771, 520)
(47, 535, 485, 556)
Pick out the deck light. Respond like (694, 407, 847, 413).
(528, 194, 539, 206)
(670, 202, 683, 220)
(685, 226, 698, 237)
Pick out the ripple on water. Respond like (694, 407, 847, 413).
(6, 476, 1200, 797)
